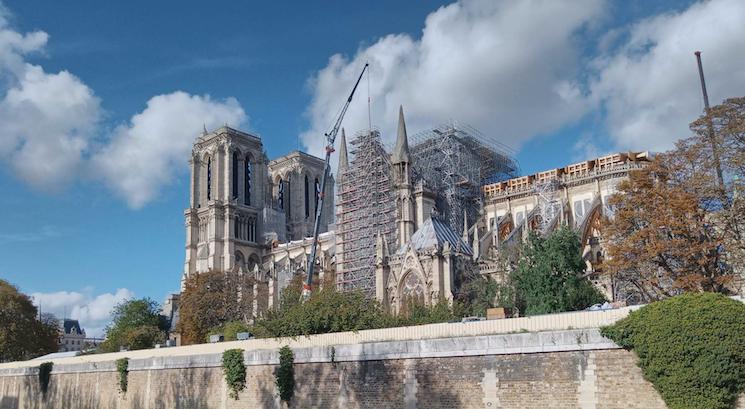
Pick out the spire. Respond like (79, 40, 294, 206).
(472, 225, 480, 260)
(392, 105, 410, 164)
(202, 124, 208, 136)
(338, 127, 349, 173)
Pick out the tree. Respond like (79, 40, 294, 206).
(0, 280, 58, 362)
(454, 274, 513, 317)
(177, 271, 258, 345)
(690, 97, 745, 279)
(604, 97, 744, 301)
(510, 227, 605, 315)
(250, 286, 391, 338)
(99, 298, 168, 352)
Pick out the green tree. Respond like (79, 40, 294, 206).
(511, 227, 605, 315)
(0, 280, 58, 362)
(209, 320, 251, 342)
(99, 298, 168, 352)
(251, 286, 391, 338)
(454, 273, 515, 317)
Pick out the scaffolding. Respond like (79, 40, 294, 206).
(336, 129, 397, 296)
(336, 123, 517, 296)
(409, 123, 518, 235)
(534, 179, 561, 235)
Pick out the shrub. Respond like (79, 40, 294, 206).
(222, 349, 246, 400)
(116, 358, 129, 393)
(276, 346, 294, 402)
(209, 321, 250, 342)
(601, 293, 745, 409)
(251, 287, 391, 338)
(38, 362, 53, 397)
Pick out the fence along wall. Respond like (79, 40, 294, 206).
(1, 308, 744, 408)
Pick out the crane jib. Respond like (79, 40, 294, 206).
(301, 63, 369, 302)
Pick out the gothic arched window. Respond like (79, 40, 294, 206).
(232, 152, 238, 199)
(207, 156, 212, 201)
(314, 178, 321, 215)
(244, 156, 251, 205)
(278, 178, 284, 209)
(304, 175, 310, 218)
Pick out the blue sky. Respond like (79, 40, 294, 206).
(1, 0, 743, 335)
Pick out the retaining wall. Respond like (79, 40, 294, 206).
(1, 307, 742, 408)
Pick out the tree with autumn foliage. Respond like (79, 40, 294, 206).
(177, 270, 262, 345)
(603, 97, 744, 302)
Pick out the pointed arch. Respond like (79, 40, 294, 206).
(244, 154, 252, 205)
(232, 151, 239, 199)
(304, 174, 310, 218)
(206, 155, 213, 201)
(277, 176, 285, 210)
(314, 177, 321, 215)
(580, 204, 603, 247)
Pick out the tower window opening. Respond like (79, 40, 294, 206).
(304, 175, 310, 218)
(207, 157, 212, 201)
(315, 178, 320, 214)
(278, 178, 284, 210)
(232, 152, 238, 199)
(244, 156, 252, 205)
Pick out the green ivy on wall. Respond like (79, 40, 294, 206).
(116, 358, 129, 394)
(222, 349, 246, 400)
(276, 346, 295, 403)
(38, 362, 53, 397)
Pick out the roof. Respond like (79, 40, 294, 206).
(403, 217, 472, 256)
(61, 319, 83, 335)
(32, 351, 81, 360)
(391, 106, 410, 164)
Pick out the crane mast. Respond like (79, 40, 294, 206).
(301, 63, 369, 301)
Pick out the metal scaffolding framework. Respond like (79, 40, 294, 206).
(336, 129, 397, 296)
(409, 123, 518, 235)
(336, 123, 518, 296)
(534, 179, 561, 235)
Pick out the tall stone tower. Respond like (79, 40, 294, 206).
(183, 127, 268, 284)
(392, 106, 415, 247)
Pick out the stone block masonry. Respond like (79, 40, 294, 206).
(1, 309, 744, 408)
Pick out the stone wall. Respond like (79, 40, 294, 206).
(2, 310, 744, 408)
(0, 347, 673, 409)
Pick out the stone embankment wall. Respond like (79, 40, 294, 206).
(0, 307, 743, 409)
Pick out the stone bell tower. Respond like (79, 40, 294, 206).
(182, 126, 268, 285)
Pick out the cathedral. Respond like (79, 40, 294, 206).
(170, 108, 651, 327)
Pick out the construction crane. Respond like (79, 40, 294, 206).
(301, 63, 369, 301)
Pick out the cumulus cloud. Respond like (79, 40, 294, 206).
(92, 92, 246, 208)
(0, 7, 101, 190)
(31, 288, 135, 337)
(301, 0, 605, 164)
(589, 0, 745, 152)
(0, 4, 247, 207)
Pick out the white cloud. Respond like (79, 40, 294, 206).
(91, 91, 246, 208)
(0, 4, 248, 207)
(301, 0, 605, 166)
(31, 288, 135, 337)
(589, 0, 745, 152)
(0, 7, 101, 190)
